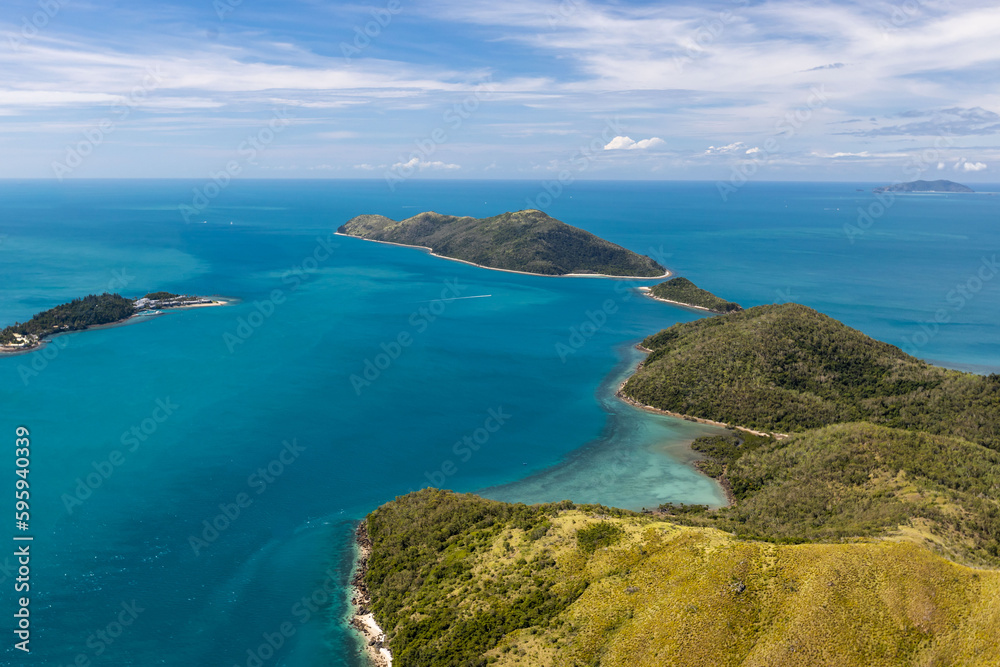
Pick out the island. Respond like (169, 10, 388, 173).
(337, 210, 668, 278)
(873, 179, 974, 193)
(641, 276, 742, 313)
(0, 292, 226, 352)
(350, 303, 1000, 665)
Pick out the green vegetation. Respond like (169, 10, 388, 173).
(338, 210, 665, 277)
(361, 490, 1000, 667)
(576, 522, 624, 553)
(621, 303, 1000, 449)
(357, 303, 1000, 664)
(874, 179, 974, 193)
(363, 490, 590, 666)
(672, 424, 1000, 565)
(1, 291, 212, 348)
(648, 276, 742, 312)
(0, 293, 135, 346)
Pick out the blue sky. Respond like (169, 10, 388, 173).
(2, 0, 999, 181)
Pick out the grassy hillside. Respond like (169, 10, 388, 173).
(620, 303, 1000, 448)
(668, 423, 1000, 565)
(338, 210, 665, 277)
(363, 490, 1000, 667)
(648, 276, 742, 313)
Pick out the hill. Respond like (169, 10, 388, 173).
(646, 277, 742, 312)
(668, 423, 1000, 565)
(337, 210, 666, 277)
(360, 489, 1000, 667)
(874, 180, 974, 193)
(619, 303, 1000, 448)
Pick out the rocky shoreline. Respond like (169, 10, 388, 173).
(350, 522, 392, 667)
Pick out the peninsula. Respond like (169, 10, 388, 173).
(873, 179, 974, 193)
(351, 303, 1000, 665)
(0, 292, 225, 352)
(337, 210, 667, 277)
(641, 276, 742, 313)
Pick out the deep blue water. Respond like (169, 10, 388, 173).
(1, 179, 997, 666)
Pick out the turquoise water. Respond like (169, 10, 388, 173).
(1, 180, 998, 665)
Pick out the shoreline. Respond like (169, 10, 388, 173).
(636, 286, 715, 312)
(350, 522, 392, 667)
(0, 297, 231, 355)
(615, 345, 787, 441)
(334, 232, 672, 280)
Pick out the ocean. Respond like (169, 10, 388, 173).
(1, 179, 997, 665)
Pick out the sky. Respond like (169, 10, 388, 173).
(1, 0, 999, 182)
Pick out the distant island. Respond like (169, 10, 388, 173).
(337, 210, 668, 277)
(641, 276, 742, 313)
(350, 302, 1000, 665)
(874, 179, 974, 193)
(0, 292, 225, 352)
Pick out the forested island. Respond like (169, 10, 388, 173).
(337, 210, 667, 277)
(873, 179, 974, 193)
(0, 292, 224, 351)
(352, 302, 1000, 666)
(643, 276, 742, 313)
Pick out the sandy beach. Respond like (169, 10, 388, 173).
(350, 523, 392, 667)
(636, 286, 714, 311)
(616, 347, 787, 441)
(334, 232, 672, 280)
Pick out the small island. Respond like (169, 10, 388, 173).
(0, 292, 225, 352)
(873, 179, 974, 193)
(337, 209, 668, 278)
(641, 276, 742, 313)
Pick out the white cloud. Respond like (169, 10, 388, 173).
(316, 131, 359, 139)
(603, 135, 665, 150)
(390, 157, 461, 171)
(938, 162, 946, 170)
(352, 163, 378, 170)
(963, 161, 988, 171)
(704, 142, 754, 155)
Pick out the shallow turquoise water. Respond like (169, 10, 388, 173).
(0, 179, 997, 665)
